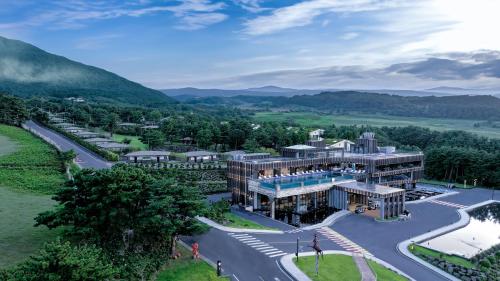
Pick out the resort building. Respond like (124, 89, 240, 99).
(227, 132, 423, 223)
(124, 151, 170, 163)
(95, 142, 129, 152)
(184, 150, 218, 162)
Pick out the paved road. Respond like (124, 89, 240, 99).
(188, 188, 498, 281)
(331, 188, 499, 281)
(25, 121, 112, 169)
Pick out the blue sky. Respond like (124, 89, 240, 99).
(2, 0, 500, 90)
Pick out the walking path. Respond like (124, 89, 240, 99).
(317, 227, 371, 255)
(227, 233, 289, 259)
(353, 254, 376, 281)
(196, 216, 284, 234)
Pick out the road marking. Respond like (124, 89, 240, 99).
(429, 199, 467, 209)
(265, 250, 283, 255)
(269, 252, 288, 258)
(239, 238, 258, 242)
(318, 227, 371, 255)
(261, 248, 279, 253)
(232, 274, 240, 281)
(247, 242, 267, 246)
(255, 246, 274, 250)
(230, 234, 250, 238)
(258, 276, 265, 281)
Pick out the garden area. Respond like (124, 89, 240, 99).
(207, 201, 277, 230)
(156, 246, 228, 281)
(293, 254, 408, 281)
(112, 133, 148, 150)
(409, 243, 498, 280)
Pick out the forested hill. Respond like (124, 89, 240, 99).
(0, 36, 175, 106)
(185, 91, 500, 120)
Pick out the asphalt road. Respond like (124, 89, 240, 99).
(25, 120, 112, 169)
(186, 188, 498, 281)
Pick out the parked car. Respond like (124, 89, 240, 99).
(355, 205, 365, 214)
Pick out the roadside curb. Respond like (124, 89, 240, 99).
(279, 250, 414, 281)
(197, 216, 284, 234)
(397, 199, 498, 281)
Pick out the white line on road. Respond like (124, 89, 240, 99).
(255, 246, 274, 250)
(261, 248, 279, 253)
(275, 260, 294, 281)
(232, 274, 240, 281)
(269, 253, 288, 258)
(265, 250, 283, 255)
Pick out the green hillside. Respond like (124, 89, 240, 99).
(0, 36, 175, 106)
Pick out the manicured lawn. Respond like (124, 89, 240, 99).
(367, 260, 409, 281)
(156, 247, 229, 281)
(253, 111, 500, 139)
(0, 125, 65, 194)
(0, 186, 61, 268)
(409, 244, 475, 269)
(224, 212, 278, 230)
(294, 254, 361, 281)
(112, 133, 148, 150)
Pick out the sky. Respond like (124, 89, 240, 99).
(2, 0, 500, 90)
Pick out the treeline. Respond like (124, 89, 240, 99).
(186, 91, 500, 120)
(324, 125, 500, 187)
(0, 94, 28, 126)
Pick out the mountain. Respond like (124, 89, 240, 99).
(425, 86, 500, 96)
(0, 36, 175, 106)
(184, 91, 500, 120)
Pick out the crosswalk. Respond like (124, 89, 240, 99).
(317, 227, 371, 255)
(285, 229, 303, 234)
(227, 233, 289, 258)
(428, 199, 467, 209)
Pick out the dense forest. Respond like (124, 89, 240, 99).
(184, 91, 500, 120)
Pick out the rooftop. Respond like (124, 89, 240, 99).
(185, 150, 218, 157)
(285, 144, 316, 150)
(125, 150, 170, 157)
(85, 138, 113, 143)
(334, 181, 405, 195)
(96, 142, 129, 149)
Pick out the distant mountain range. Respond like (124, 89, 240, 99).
(181, 91, 500, 120)
(161, 85, 500, 101)
(0, 36, 175, 106)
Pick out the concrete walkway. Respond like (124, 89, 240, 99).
(353, 254, 376, 281)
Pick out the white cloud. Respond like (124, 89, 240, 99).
(340, 32, 358, 40)
(232, 0, 268, 13)
(176, 12, 228, 30)
(242, 0, 404, 35)
(74, 34, 123, 50)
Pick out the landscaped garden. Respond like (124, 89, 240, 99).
(112, 133, 148, 150)
(206, 200, 278, 230)
(409, 243, 496, 280)
(293, 254, 408, 281)
(156, 247, 229, 281)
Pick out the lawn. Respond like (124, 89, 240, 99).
(0, 124, 66, 194)
(253, 111, 500, 139)
(367, 260, 409, 281)
(156, 247, 229, 281)
(224, 212, 278, 230)
(112, 133, 148, 150)
(409, 244, 475, 269)
(294, 254, 361, 281)
(0, 125, 65, 268)
(0, 186, 61, 268)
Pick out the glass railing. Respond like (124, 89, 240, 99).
(257, 172, 353, 190)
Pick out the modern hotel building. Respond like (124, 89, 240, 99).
(227, 133, 424, 223)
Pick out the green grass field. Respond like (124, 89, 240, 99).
(0, 186, 61, 268)
(409, 244, 475, 269)
(253, 111, 500, 139)
(0, 125, 64, 268)
(156, 247, 229, 281)
(112, 133, 148, 150)
(367, 260, 409, 281)
(224, 212, 278, 230)
(294, 254, 361, 281)
(0, 125, 66, 194)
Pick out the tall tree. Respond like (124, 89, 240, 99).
(105, 112, 120, 137)
(0, 93, 28, 126)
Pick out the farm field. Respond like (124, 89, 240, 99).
(253, 111, 500, 139)
(0, 125, 64, 268)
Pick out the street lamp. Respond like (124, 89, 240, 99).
(216, 260, 222, 276)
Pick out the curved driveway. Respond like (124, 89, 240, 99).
(25, 120, 112, 169)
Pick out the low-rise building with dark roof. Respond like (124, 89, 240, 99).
(96, 142, 129, 152)
(184, 150, 218, 162)
(85, 138, 114, 144)
(74, 131, 101, 139)
(124, 151, 170, 163)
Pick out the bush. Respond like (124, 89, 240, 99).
(480, 259, 491, 268)
(206, 200, 230, 223)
